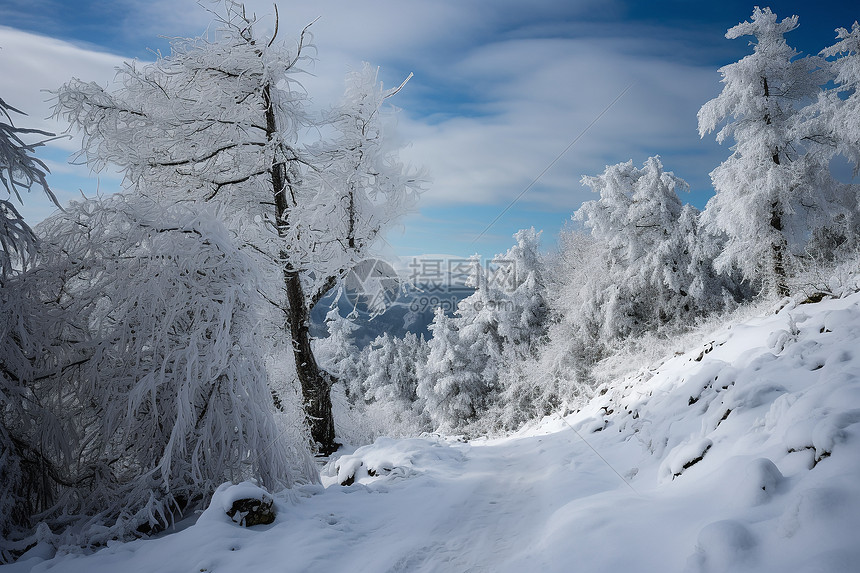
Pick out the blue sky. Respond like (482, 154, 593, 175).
(1, 0, 858, 259)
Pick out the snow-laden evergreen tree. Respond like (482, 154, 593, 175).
(8, 195, 315, 547)
(330, 330, 429, 442)
(455, 254, 505, 390)
(494, 229, 603, 430)
(828, 22, 860, 160)
(574, 156, 730, 341)
(398, 332, 430, 404)
(52, 1, 421, 453)
(314, 304, 361, 392)
(795, 21, 860, 258)
(416, 232, 551, 430)
(808, 22, 860, 175)
(482, 229, 551, 428)
(360, 332, 426, 407)
(495, 228, 548, 357)
(698, 7, 846, 297)
(360, 334, 399, 403)
(417, 307, 491, 430)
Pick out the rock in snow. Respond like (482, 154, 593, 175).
(202, 482, 276, 527)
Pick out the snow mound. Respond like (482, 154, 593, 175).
(198, 482, 275, 527)
(689, 519, 758, 572)
(659, 437, 713, 481)
(322, 436, 467, 486)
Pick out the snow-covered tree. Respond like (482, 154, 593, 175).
(496, 227, 548, 356)
(417, 308, 491, 429)
(698, 7, 845, 297)
(811, 22, 860, 175)
(295, 62, 420, 270)
(455, 254, 505, 388)
(399, 332, 430, 401)
(0, 268, 61, 542)
(574, 157, 730, 340)
(359, 332, 427, 406)
(359, 334, 398, 403)
(492, 229, 602, 430)
(53, 1, 421, 453)
(0, 97, 58, 278)
(8, 195, 314, 546)
(792, 21, 860, 259)
(414, 232, 551, 430)
(314, 304, 361, 390)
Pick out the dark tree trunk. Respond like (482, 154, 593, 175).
(283, 265, 338, 454)
(769, 205, 790, 297)
(264, 84, 338, 455)
(762, 76, 789, 297)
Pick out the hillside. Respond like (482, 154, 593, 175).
(7, 292, 860, 573)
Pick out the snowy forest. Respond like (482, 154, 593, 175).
(2, 3, 860, 570)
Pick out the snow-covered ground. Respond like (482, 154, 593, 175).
(7, 293, 860, 572)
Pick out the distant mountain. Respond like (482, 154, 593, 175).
(311, 254, 477, 346)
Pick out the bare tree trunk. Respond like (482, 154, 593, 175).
(265, 85, 338, 455)
(283, 264, 338, 454)
(762, 76, 790, 298)
(770, 206, 790, 297)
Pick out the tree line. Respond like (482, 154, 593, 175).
(318, 7, 860, 437)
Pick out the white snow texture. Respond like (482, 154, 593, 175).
(9, 292, 860, 573)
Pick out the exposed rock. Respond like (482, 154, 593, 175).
(227, 496, 276, 527)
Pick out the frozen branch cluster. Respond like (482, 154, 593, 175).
(1, 195, 314, 549)
(0, 97, 57, 279)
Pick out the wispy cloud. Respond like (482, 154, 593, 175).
(0, 8, 724, 254)
(0, 26, 126, 135)
(397, 35, 722, 211)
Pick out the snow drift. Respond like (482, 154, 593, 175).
(7, 292, 860, 572)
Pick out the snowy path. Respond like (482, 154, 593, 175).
(375, 435, 621, 572)
(8, 294, 860, 573)
(299, 429, 651, 572)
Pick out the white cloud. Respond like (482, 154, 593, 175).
(0, 25, 127, 140)
(1, 26, 129, 222)
(396, 35, 722, 212)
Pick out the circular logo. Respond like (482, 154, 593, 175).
(343, 258, 401, 315)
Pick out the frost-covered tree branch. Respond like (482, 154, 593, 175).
(2, 195, 315, 547)
(0, 97, 62, 278)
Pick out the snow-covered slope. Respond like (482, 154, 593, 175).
(7, 293, 860, 573)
